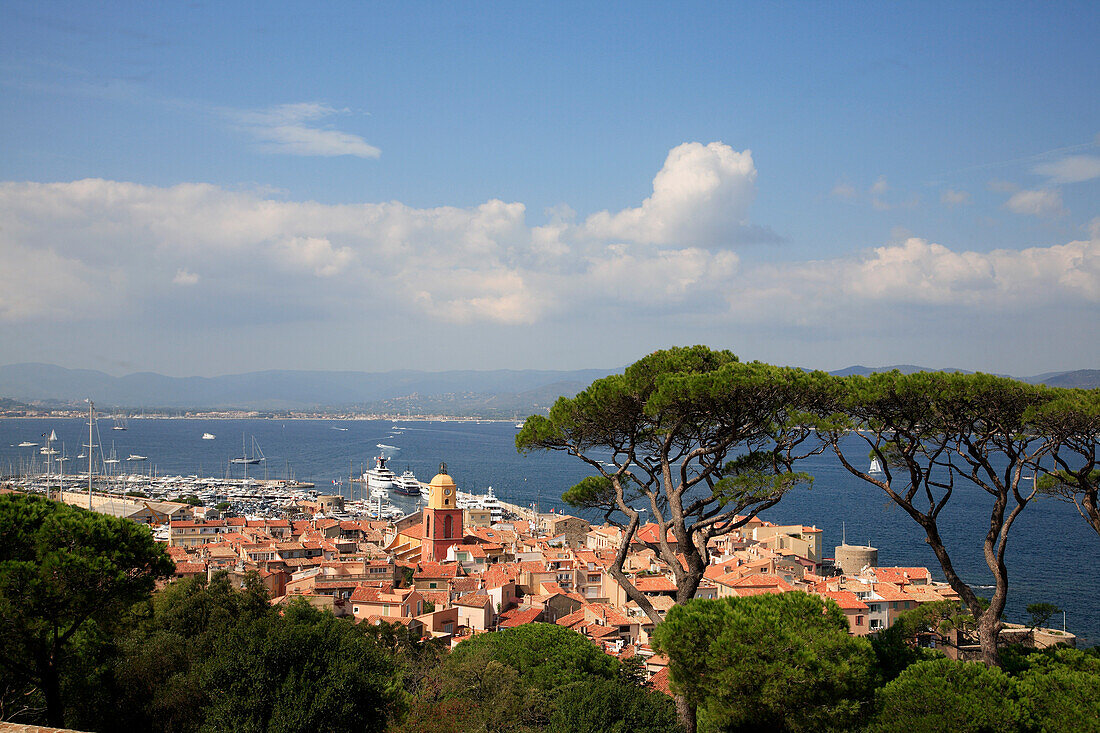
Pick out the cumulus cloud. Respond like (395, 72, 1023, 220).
(230, 102, 380, 158)
(2, 144, 1096, 341)
(1033, 155, 1100, 184)
(0, 145, 755, 326)
(726, 231, 1100, 327)
(581, 142, 770, 248)
(276, 237, 354, 277)
(1005, 188, 1065, 218)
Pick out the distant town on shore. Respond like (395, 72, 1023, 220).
(2, 362, 1097, 419)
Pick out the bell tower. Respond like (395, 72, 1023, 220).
(422, 462, 464, 562)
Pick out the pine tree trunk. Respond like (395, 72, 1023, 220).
(675, 692, 697, 732)
(43, 657, 63, 728)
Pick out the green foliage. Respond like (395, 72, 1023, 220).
(179, 494, 203, 506)
(404, 624, 669, 733)
(870, 658, 1023, 733)
(97, 573, 405, 733)
(1013, 648, 1100, 732)
(652, 592, 877, 732)
(561, 475, 616, 510)
(448, 623, 619, 691)
(0, 493, 174, 726)
(1026, 602, 1061, 631)
(397, 648, 549, 733)
(199, 599, 403, 733)
(868, 622, 943, 684)
(547, 677, 677, 733)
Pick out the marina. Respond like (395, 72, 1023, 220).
(2, 415, 1099, 645)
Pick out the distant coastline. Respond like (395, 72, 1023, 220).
(0, 411, 523, 421)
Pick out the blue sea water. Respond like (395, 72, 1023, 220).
(2, 417, 1097, 645)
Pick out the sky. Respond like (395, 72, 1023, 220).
(1, 1, 1097, 378)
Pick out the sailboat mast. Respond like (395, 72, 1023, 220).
(87, 400, 94, 509)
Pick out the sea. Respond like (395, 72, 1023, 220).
(2, 416, 1097, 646)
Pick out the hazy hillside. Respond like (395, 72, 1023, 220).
(0, 362, 1095, 415)
(0, 363, 616, 414)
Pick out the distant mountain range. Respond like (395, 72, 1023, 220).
(829, 364, 1100, 389)
(0, 363, 1096, 416)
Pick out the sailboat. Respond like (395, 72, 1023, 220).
(868, 457, 884, 474)
(112, 415, 128, 431)
(230, 435, 265, 465)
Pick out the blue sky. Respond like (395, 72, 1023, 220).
(1, 2, 1097, 377)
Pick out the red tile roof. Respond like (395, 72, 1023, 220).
(648, 667, 674, 697)
(633, 575, 677, 592)
(820, 590, 869, 611)
(498, 607, 543, 628)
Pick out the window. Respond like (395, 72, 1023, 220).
(429, 582, 437, 589)
(445, 514, 453, 538)
(856, 615, 864, 626)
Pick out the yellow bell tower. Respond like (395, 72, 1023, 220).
(422, 462, 464, 562)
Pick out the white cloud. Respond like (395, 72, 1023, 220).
(0, 145, 751, 326)
(1, 145, 1096, 341)
(727, 232, 1100, 326)
(1005, 188, 1065, 218)
(173, 268, 199, 285)
(230, 102, 380, 158)
(869, 176, 889, 196)
(940, 189, 971, 206)
(1033, 155, 1100, 184)
(0, 242, 111, 322)
(581, 142, 764, 247)
(276, 237, 354, 277)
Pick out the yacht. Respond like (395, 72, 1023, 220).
(230, 435, 265, 465)
(363, 455, 398, 498)
(458, 486, 504, 524)
(202, 433, 216, 440)
(393, 467, 422, 496)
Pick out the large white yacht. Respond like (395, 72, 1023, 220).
(363, 455, 398, 499)
(457, 486, 504, 524)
